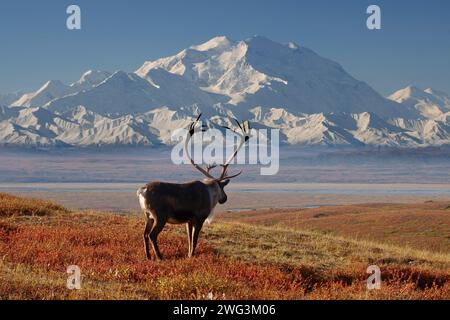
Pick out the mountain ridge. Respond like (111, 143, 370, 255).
(1, 36, 449, 148)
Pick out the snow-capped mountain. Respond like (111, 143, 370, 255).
(137, 36, 416, 119)
(388, 86, 450, 120)
(1, 36, 449, 148)
(42, 69, 226, 116)
(12, 80, 72, 108)
(11, 70, 111, 108)
(71, 70, 112, 91)
(0, 92, 23, 106)
(1, 103, 448, 147)
(0, 105, 169, 147)
(249, 107, 449, 147)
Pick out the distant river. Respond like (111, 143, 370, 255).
(1, 182, 450, 196)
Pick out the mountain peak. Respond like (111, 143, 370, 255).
(42, 80, 66, 89)
(246, 35, 271, 41)
(244, 35, 278, 46)
(109, 70, 133, 79)
(286, 42, 300, 50)
(388, 85, 450, 119)
(397, 86, 450, 100)
(74, 70, 111, 88)
(135, 35, 419, 119)
(389, 86, 424, 100)
(191, 36, 233, 52)
(404, 85, 422, 93)
(424, 87, 449, 98)
(81, 69, 95, 77)
(79, 69, 109, 80)
(34, 80, 69, 96)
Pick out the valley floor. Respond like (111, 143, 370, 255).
(0, 193, 449, 300)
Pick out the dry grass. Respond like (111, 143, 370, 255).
(0, 193, 69, 217)
(0, 194, 449, 300)
(219, 202, 450, 253)
(203, 222, 450, 272)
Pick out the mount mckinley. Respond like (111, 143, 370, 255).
(1, 36, 449, 148)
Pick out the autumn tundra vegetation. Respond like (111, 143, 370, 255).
(0, 192, 449, 300)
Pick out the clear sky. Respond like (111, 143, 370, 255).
(1, 0, 449, 96)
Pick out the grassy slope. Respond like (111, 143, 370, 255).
(0, 193, 449, 300)
(219, 202, 450, 253)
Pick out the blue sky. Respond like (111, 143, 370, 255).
(1, 0, 449, 95)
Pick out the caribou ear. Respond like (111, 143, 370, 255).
(220, 179, 230, 188)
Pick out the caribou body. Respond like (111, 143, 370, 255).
(137, 115, 250, 260)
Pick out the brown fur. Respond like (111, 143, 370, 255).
(138, 179, 229, 260)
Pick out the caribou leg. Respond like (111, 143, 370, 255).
(186, 222, 193, 257)
(143, 217, 154, 260)
(190, 219, 204, 257)
(149, 217, 166, 261)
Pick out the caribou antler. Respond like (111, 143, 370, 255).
(184, 114, 216, 180)
(184, 114, 251, 181)
(217, 118, 251, 181)
(206, 164, 218, 174)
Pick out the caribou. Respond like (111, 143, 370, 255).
(137, 115, 251, 260)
